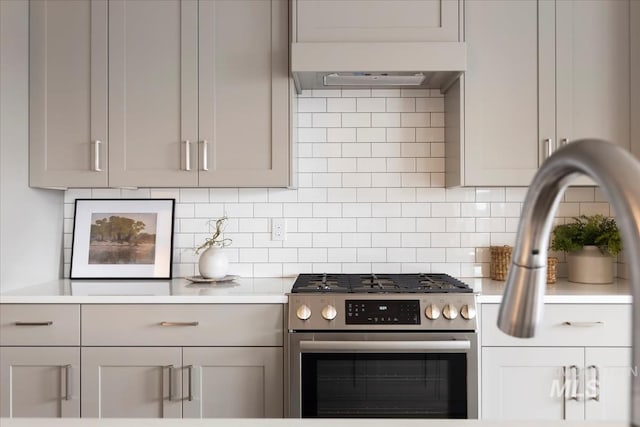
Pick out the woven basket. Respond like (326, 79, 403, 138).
(490, 246, 512, 281)
(547, 257, 558, 285)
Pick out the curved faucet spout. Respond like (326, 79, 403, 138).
(497, 139, 640, 425)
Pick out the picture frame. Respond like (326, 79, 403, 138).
(70, 199, 175, 279)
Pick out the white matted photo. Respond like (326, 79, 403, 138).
(70, 199, 175, 279)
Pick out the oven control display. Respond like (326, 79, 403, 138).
(345, 300, 420, 324)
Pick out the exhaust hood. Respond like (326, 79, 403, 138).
(291, 41, 466, 94)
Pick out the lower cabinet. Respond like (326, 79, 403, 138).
(0, 347, 80, 418)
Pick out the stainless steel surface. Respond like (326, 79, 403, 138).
(184, 140, 192, 171)
(497, 139, 640, 426)
(201, 140, 209, 171)
(288, 331, 478, 419)
(298, 339, 471, 352)
(14, 321, 53, 326)
(159, 321, 199, 327)
(562, 321, 605, 327)
(588, 365, 601, 402)
(569, 365, 579, 401)
(64, 364, 71, 401)
(93, 140, 102, 172)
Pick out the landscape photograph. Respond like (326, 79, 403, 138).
(88, 213, 157, 264)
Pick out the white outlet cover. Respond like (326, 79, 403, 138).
(272, 218, 286, 241)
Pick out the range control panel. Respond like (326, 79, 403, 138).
(346, 300, 420, 325)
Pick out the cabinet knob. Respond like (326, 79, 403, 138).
(321, 305, 337, 321)
(425, 304, 441, 320)
(460, 305, 476, 320)
(442, 304, 458, 320)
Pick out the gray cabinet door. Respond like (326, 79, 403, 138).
(108, 0, 199, 187)
(182, 347, 283, 418)
(198, 0, 290, 187)
(295, 0, 460, 42)
(555, 0, 631, 150)
(29, 0, 108, 188)
(0, 347, 80, 418)
(584, 347, 631, 421)
(81, 347, 182, 418)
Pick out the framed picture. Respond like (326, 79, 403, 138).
(70, 199, 175, 279)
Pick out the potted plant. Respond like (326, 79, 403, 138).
(550, 214, 622, 284)
(196, 216, 232, 279)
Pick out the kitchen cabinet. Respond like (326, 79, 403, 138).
(480, 304, 632, 421)
(450, 0, 636, 186)
(81, 304, 284, 418)
(293, 0, 462, 42)
(29, 0, 290, 189)
(0, 305, 81, 418)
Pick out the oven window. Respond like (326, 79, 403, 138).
(301, 353, 467, 418)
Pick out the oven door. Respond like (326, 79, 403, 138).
(288, 332, 478, 419)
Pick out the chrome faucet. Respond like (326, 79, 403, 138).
(497, 139, 640, 426)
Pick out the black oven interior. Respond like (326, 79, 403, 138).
(301, 352, 468, 418)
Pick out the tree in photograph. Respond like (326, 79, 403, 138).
(90, 215, 150, 245)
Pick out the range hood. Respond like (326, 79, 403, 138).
(291, 42, 466, 94)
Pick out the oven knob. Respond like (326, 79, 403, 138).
(321, 305, 337, 321)
(296, 304, 312, 321)
(425, 304, 441, 320)
(443, 304, 459, 320)
(461, 304, 476, 320)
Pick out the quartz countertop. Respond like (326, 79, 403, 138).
(0, 418, 628, 427)
(0, 276, 632, 304)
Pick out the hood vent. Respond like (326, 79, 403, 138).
(291, 42, 466, 94)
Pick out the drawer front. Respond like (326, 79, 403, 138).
(481, 304, 631, 347)
(0, 304, 80, 346)
(82, 304, 284, 346)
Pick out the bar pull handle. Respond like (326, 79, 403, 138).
(63, 364, 72, 401)
(93, 140, 103, 172)
(15, 321, 53, 326)
(569, 365, 580, 401)
(201, 140, 209, 171)
(562, 366, 568, 420)
(166, 365, 175, 401)
(587, 365, 600, 401)
(185, 365, 194, 402)
(183, 140, 192, 171)
(159, 321, 199, 327)
(562, 321, 605, 327)
(544, 138, 554, 158)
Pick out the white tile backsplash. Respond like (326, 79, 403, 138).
(62, 89, 612, 278)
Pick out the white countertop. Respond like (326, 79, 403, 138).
(0, 419, 627, 427)
(0, 277, 295, 304)
(0, 276, 632, 304)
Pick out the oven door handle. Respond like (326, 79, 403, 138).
(299, 340, 471, 352)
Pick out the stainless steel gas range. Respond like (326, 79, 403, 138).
(287, 273, 478, 419)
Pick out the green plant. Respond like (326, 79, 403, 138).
(195, 216, 232, 254)
(550, 214, 622, 256)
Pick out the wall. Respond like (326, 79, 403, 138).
(0, 1, 64, 291)
(62, 89, 613, 279)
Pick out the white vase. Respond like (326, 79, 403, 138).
(567, 245, 614, 284)
(198, 246, 229, 279)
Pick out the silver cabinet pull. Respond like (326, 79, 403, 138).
(63, 364, 71, 401)
(93, 140, 103, 172)
(183, 140, 192, 171)
(201, 140, 209, 171)
(15, 321, 53, 326)
(185, 365, 194, 402)
(159, 321, 199, 327)
(544, 138, 554, 158)
(299, 340, 471, 352)
(166, 364, 175, 401)
(560, 138, 569, 147)
(569, 365, 580, 401)
(562, 321, 605, 327)
(587, 365, 600, 401)
(562, 366, 568, 420)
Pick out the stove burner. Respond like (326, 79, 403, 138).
(291, 273, 472, 294)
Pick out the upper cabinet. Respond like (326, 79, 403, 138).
(294, 0, 462, 42)
(30, 0, 290, 189)
(449, 0, 637, 187)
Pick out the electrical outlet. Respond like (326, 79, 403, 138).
(272, 218, 286, 241)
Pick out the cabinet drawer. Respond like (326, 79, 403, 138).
(481, 304, 631, 347)
(0, 304, 80, 346)
(82, 304, 283, 346)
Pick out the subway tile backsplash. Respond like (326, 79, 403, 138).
(62, 89, 614, 278)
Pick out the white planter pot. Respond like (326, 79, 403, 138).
(198, 246, 229, 279)
(566, 246, 614, 284)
